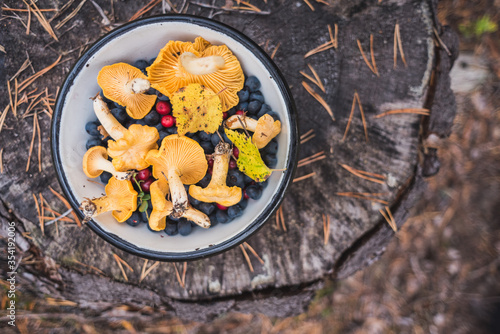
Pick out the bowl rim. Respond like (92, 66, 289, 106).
(51, 14, 298, 261)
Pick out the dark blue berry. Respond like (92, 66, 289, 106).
(126, 212, 142, 227)
(198, 174, 211, 188)
(243, 174, 254, 185)
(247, 100, 262, 114)
(200, 140, 214, 153)
(86, 138, 102, 150)
(198, 202, 216, 216)
(101, 91, 113, 104)
(264, 153, 278, 168)
(158, 129, 169, 143)
(164, 221, 178, 236)
(237, 88, 249, 102)
(245, 184, 263, 200)
(249, 91, 265, 103)
(227, 107, 237, 117)
(149, 57, 157, 65)
(260, 179, 269, 189)
(85, 121, 101, 136)
(147, 87, 157, 95)
(156, 91, 170, 101)
(167, 127, 178, 134)
(113, 101, 124, 108)
(188, 194, 201, 206)
(258, 103, 272, 116)
(227, 169, 245, 188)
(144, 110, 161, 125)
(238, 198, 248, 210)
(211, 133, 221, 147)
(135, 119, 147, 126)
(209, 212, 219, 226)
(178, 219, 192, 236)
(100, 172, 112, 184)
(227, 205, 243, 219)
(264, 139, 278, 154)
(199, 131, 211, 142)
(267, 111, 280, 121)
(237, 101, 248, 111)
(111, 107, 129, 124)
(134, 59, 149, 71)
(216, 210, 231, 224)
(245, 76, 261, 92)
(140, 207, 152, 223)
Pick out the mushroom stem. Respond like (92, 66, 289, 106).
(180, 52, 226, 75)
(166, 168, 189, 216)
(125, 78, 151, 94)
(210, 142, 232, 186)
(225, 115, 258, 132)
(93, 95, 127, 140)
(94, 156, 134, 180)
(79, 196, 117, 223)
(182, 205, 211, 228)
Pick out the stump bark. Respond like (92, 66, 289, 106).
(0, 0, 457, 321)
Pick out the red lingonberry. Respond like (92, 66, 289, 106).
(161, 115, 175, 127)
(156, 101, 171, 115)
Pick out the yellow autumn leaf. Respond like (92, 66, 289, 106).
(170, 83, 223, 136)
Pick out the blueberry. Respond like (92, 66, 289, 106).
(264, 153, 278, 168)
(100, 91, 113, 104)
(227, 169, 245, 188)
(264, 139, 278, 154)
(149, 57, 157, 65)
(100, 172, 112, 184)
(189, 194, 201, 207)
(167, 127, 178, 134)
(111, 107, 129, 124)
(164, 221, 178, 236)
(245, 184, 263, 200)
(178, 219, 192, 236)
(227, 107, 237, 117)
(199, 131, 211, 142)
(156, 91, 170, 101)
(85, 121, 101, 136)
(227, 205, 243, 219)
(216, 210, 231, 224)
(245, 76, 261, 92)
(158, 129, 169, 144)
(144, 110, 161, 125)
(238, 198, 248, 210)
(258, 103, 272, 116)
(135, 119, 147, 126)
(260, 179, 269, 189)
(126, 212, 142, 226)
(198, 174, 211, 188)
(267, 111, 280, 121)
(198, 202, 216, 216)
(113, 101, 124, 109)
(140, 207, 152, 223)
(147, 87, 157, 95)
(86, 138, 102, 150)
(221, 130, 231, 143)
(237, 88, 249, 102)
(200, 140, 214, 153)
(209, 212, 219, 226)
(155, 123, 165, 131)
(237, 101, 248, 111)
(249, 91, 264, 103)
(243, 174, 254, 185)
(247, 100, 262, 114)
(211, 133, 221, 147)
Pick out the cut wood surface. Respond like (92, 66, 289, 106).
(0, 0, 457, 320)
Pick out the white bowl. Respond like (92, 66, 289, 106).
(51, 15, 298, 261)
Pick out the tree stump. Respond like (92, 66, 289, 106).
(0, 0, 457, 321)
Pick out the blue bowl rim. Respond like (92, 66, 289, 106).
(51, 14, 298, 262)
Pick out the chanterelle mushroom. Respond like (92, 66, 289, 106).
(147, 36, 244, 112)
(82, 146, 134, 180)
(97, 62, 157, 119)
(93, 95, 159, 171)
(149, 179, 210, 230)
(189, 142, 242, 207)
(79, 177, 138, 223)
(225, 114, 281, 149)
(146, 135, 208, 217)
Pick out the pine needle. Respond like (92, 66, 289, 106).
(336, 192, 389, 205)
(181, 262, 187, 285)
(374, 108, 430, 118)
(26, 4, 31, 35)
(244, 242, 265, 265)
(302, 81, 335, 121)
(18, 55, 62, 93)
(23, 0, 58, 41)
(139, 260, 160, 283)
(342, 91, 368, 142)
(72, 259, 105, 275)
(33, 193, 43, 234)
(1, 7, 57, 12)
(129, 0, 161, 21)
(7, 80, 14, 118)
(0, 105, 9, 135)
(113, 254, 129, 281)
(279, 205, 286, 232)
(303, 0, 315, 11)
(323, 214, 330, 245)
(240, 244, 254, 272)
(300, 129, 314, 140)
(328, 24, 338, 49)
(55, 0, 87, 30)
(304, 40, 335, 58)
(9, 56, 31, 81)
(339, 164, 386, 184)
(35, 112, 42, 172)
(270, 42, 281, 60)
(380, 206, 397, 231)
(293, 172, 316, 183)
(172, 263, 185, 288)
(394, 22, 407, 68)
(49, 186, 82, 226)
(0, 148, 4, 173)
(26, 112, 37, 172)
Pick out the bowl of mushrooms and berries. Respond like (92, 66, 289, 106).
(51, 15, 298, 261)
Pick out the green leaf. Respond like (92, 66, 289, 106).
(138, 200, 148, 213)
(224, 128, 272, 182)
(142, 194, 151, 201)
